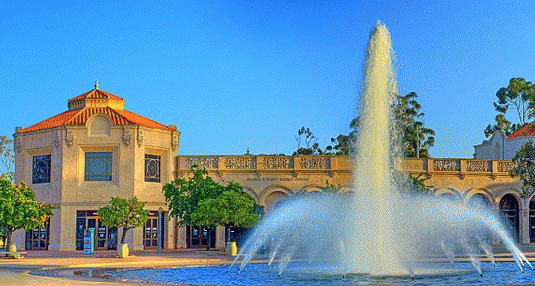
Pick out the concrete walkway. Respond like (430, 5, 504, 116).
(0, 249, 234, 285)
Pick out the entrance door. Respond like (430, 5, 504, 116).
(186, 226, 215, 248)
(143, 210, 164, 249)
(75, 211, 117, 250)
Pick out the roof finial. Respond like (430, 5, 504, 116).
(94, 80, 99, 90)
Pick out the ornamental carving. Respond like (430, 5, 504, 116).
(263, 157, 294, 169)
(53, 130, 61, 148)
(185, 157, 219, 169)
(15, 138, 22, 153)
(122, 129, 132, 146)
(466, 160, 491, 172)
(498, 161, 515, 173)
(225, 156, 256, 169)
(433, 159, 460, 172)
(65, 129, 75, 147)
(300, 157, 330, 169)
(137, 129, 144, 147)
(171, 134, 179, 151)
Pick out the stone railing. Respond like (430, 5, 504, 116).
(403, 158, 515, 177)
(177, 155, 515, 177)
(177, 155, 337, 172)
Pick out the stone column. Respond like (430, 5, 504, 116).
(131, 227, 144, 251)
(521, 208, 530, 244)
(176, 226, 187, 249)
(215, 226, 225, 250)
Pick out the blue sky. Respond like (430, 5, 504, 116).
(1, 0, 535, 158)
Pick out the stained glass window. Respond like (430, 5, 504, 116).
(145, 154, 160, 182)
(32, 155, 51, 184)
(85, 152, 112, 181)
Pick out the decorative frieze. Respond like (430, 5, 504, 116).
(263, 157, 294, 169)
(185, 157, 219, 169)
(433, 159, 460, 172)
(466, 160, 491, 172)
(498, 161, 515, 173)
(225, 156, 256, 169)
(300, 157, 330, 169)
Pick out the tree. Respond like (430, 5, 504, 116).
(0, 178, 57, 250)
(485, 77, 535, 137)
(163, 166, 222, 228)
(393, 92, 435, 158)
(191, 183, 260, 249)
(511, 141, 535, 199)
(97, 196, 149, 245)
(0, 136, 15, 182)
(325, 117, 359, 155)
(293, 127, 323, 155)
(163, 166, 260, 250)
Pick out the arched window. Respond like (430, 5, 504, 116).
(499, 194, 520, 242)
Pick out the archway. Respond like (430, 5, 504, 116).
(467, 193, 492, 209)
(499, 194, 520, 242)
(466, 193, 493, 242)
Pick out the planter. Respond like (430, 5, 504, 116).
(226, 242, 237, 256)
(117, 243, 129, 258)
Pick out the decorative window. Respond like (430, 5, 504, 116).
(85, 152, 112, 181)
(32, 155, 51, 184)
(145, 154, 160, 182)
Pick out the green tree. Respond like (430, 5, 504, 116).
(97, 196, 149, 245)
(163, 166, 223, 228)
(394, 92, 435, 158)
(325, 117, 359, 155)
(0, 178, 57, 249)
(293, 127, 323, 155)
(511, 141, 535, 199)
(485, 77, 535, 137)
(164, 166, 260, 250)
(191, 183, 260, 249)
(0, 136, 15, 182)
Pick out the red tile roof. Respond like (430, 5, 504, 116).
(68, 89, 124, 103)
(508, 123, 535, 139)
(18, 88, 174, 133)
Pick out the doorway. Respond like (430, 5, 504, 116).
(75, 210, 117, 250)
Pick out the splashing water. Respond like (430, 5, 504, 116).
(231, 21, 530, 278)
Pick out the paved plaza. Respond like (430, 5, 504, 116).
(0, 249, 234, 285)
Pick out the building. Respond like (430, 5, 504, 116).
(11, 84, 535, 251)
(474, 124, 535, 160)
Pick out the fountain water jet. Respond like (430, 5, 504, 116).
(230, 21, 530, 279)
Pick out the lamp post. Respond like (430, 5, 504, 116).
(157, 207, 163, 253)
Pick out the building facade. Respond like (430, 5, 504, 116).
(11, 85, 535, 251)
(474, 124, 535, 160)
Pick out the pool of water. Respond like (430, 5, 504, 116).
(100, 261, 535, 285)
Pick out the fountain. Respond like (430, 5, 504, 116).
(97, 21, 533, 285)
(229, 21, 531, 279)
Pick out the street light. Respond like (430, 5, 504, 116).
(157, 207, 163, 253)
